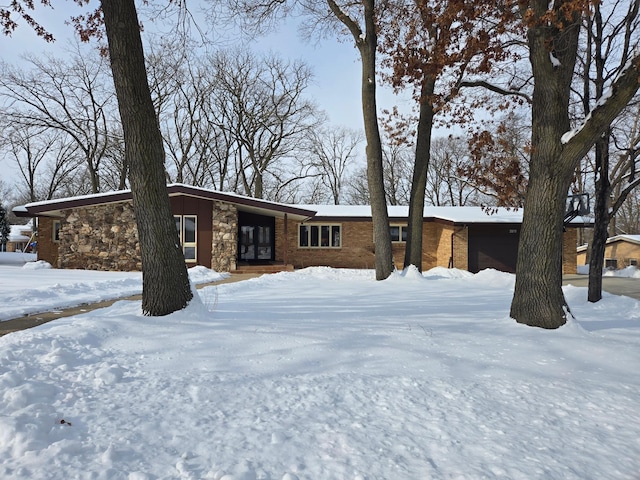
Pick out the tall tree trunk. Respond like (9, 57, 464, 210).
(511, 166, 573, 328)
(587, 135, 611, 302)
(511, 2, 640, 328)
(404, 77, 435, 271)
(326, 0, 393, 279)
(510, 4, 579, 329)
(360, 0, 393, 279)
(101, 0, 193, 315)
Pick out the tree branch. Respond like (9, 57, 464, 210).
(457, 79, 533, 103)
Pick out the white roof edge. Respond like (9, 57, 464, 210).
(16, 187, 595, 225)
(21, 184, 314, 214)
(23, 188, 132, 209)
(607, 234, 640, 245)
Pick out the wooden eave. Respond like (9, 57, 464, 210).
(15, 184, 317, 222)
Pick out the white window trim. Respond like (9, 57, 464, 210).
(298, 223, 342, 249)
(390, 224, 408, 243)
(174, 215, 198, 262)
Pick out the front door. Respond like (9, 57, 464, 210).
(238, 213, 275, 262)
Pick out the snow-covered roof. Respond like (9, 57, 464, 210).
(300, 204, 524, 222)
(8, 223, 32, 243)
(607, 234, 640, 245)
(302, 204, 590, 225)
(15, 184, 316, 221)
(577, 234, 640, 252)
(14, 185, 591, 226)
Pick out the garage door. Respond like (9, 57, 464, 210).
(468, 228, 519, 273)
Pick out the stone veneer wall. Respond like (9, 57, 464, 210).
(58, 202, 141, 271)
(211, 201, 237, 272)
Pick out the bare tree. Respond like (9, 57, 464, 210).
(308, 126, 363, 204)
(146, 40, 213, 187)
(578, 0, 640, 302)
(381, 139, 412, 206)
(1, 123, 84, 201)
(233, 0, 394, 279)
(343, 138, 412, 206)
(100, 124, 128, 191)
(0, 46, 121, 193)
(615, 184, 640, 234)
(428, 137, 479, 206)
(344, 165, 371, 205)
(210, 48, 320, 199)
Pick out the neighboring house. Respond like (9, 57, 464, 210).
(577, 234, 640, 269)
(14, 184, 585, 274)
(4, 221, 33, 253)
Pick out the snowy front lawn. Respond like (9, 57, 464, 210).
(1, 263, 639, 479)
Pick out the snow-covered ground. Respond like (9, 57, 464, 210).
(0, 252, 228, 321)
(1, 252, 639, 479)
(577, 263, 640, 277)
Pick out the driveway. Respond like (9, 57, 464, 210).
(563, 274, 640, 300)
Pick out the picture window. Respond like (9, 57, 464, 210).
(298, 224, 341, 248)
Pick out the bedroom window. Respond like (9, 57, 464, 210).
(174, 215, 197, 262)
(299, 224, 341, 248)
(390, 225, 408, 243)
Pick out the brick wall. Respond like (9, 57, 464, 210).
(436, 224, 469, 271)
(604, 240, 640, 268)
(279, 218, 575, 274)
(278, 218, 456, 271)
(562, 229, 577, 274)
(576, 248, 587, 266)
(279, 219, 377, 269)
(37, 217, 59, 266)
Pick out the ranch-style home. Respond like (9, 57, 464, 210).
(14, 184, 585, 275)
(577, 234, 640, 270)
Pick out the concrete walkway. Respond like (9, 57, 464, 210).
(0, 273, 259, 337)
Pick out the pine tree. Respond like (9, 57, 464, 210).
(0, 203, 10, 252)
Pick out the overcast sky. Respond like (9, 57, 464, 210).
(0, 2, 416, 190)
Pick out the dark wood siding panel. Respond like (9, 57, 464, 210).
(170, 196, 213, 268)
